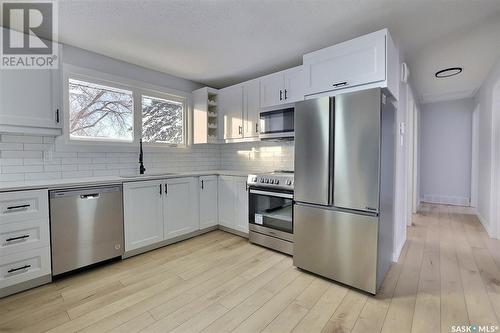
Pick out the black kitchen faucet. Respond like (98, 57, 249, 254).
(139, 139, 146, 175)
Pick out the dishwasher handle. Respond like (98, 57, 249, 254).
(80, 193, 100, 200)
(50, 185, 122, 199)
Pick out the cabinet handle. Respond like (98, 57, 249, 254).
(159, 184, 162, 195)
(56, 109, 60, 123)
(332, 81, 348, 88)
(8, 264, 31, 274)
(5, 204, 30, 212)
(255, 123, 258, 133)
(279, 90, 283, 101)
(6, 235, 30, 242)
(284, 89, 287, 100)
(201, 180, 204, 190)
(238, 126, 242, 135)
(165, 184, 168, 195)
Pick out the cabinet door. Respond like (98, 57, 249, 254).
(164, 177, 199, 239)
(0, 69, 60, 130)
(243, 79, 261, 138)
(284, 66, 304, 103)
(123, 180, 164, 252)
(260, 72, 285, 108)
(303, 30, 386, 95)
(219, 85, 243, 139)
(234, 177, 249, 233)
(218, 176, 235, 228)
(199, 176, 218, 229)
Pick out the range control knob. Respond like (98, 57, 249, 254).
(264, 178, 269, 184)
(275, 179, 280, 185)
(252, 177, 257, 182)
(286, 179, 292, 186)
(260, 178, 264, 183)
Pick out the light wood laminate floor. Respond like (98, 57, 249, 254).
(1, 203, 500, 333)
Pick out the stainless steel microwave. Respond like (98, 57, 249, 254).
(259, 107, 294, 140)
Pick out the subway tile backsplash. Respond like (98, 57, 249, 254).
(0, 134, 294, 182)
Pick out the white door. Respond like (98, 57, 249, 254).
(234, 177, 249, 233)
(303, 30, 386, 95)
(123, 180, 164, 252)
(218, 176, 235, 229)
(243, 79, 261, 138)
(199, 176, 218, 229)
(284, 67, 304, 103)
(260, 72, 285, 108)
(163, 177, 199, 239)
(219, 84, 243, 139)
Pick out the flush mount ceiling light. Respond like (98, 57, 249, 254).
(435, 67, 463, 78)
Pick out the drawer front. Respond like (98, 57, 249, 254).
(0, 219, 50, 256)
(0, 247, 51, 289)
(0, 189, 49, 224)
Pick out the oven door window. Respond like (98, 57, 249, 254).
(249, 191, 293, 233)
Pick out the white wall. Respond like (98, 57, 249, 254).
(419, 98, 474, 206)
(474, 58, 500, 237)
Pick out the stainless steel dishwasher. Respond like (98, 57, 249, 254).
(49, 185, 124, 276)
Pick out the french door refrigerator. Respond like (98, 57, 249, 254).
(293, 88, 395, 294)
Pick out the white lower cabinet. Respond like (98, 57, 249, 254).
(123, 180, 164, 252)
(124, 177, 200, 254)
(199, 176, 218, 229)
(0, 189, 51, 298)
(163, 177, 199, 239)
(234, 177, 249, 233)
(217, 176, 248, 234)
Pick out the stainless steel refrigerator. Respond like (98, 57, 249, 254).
(293, 88, 395, 294)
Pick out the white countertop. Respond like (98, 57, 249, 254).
(0, 170, 262, 192)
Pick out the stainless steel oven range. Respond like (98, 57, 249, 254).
(247, 171, 294, 255)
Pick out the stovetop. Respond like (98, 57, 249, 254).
(247, 170, 294, 191)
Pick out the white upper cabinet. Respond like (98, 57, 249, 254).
(219, 84, 244, 140)
(123, 180, 164, 252)
(260, 72, 285, 109)
(0, 31, 62, 136)
(199, 176, 218, 229)
(284, 66, 305, 104)
(0, 68, 62, 135)
(193, 87, 220, 144)
(243, 79, 261, 138)
(303, 29, 398, 98)
(163, 177, 199, 240)
(260, 66, 304, 109)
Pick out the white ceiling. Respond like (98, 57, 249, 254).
(57, 0, 500, 102)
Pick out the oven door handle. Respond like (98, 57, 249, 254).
(249, 189, 293, 199)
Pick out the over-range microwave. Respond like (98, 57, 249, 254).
(259, 107, 294, 140)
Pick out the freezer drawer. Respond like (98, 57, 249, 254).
(50, 186, 124, 275)
(293, 204, 378, 294)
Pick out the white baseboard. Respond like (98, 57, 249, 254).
(475, 210, 493, 236)
(392, 238, 406, 262)
(421, 194, 470, 206)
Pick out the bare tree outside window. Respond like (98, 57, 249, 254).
(69, 78, 134, 141)
(142, 95, 184, 145)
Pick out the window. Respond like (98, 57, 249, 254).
(141, 94, 185, 145)
(64, 65, 190, 148)
(68, 78, 134, 142)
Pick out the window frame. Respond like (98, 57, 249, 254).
(61, 64, 192, 151)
